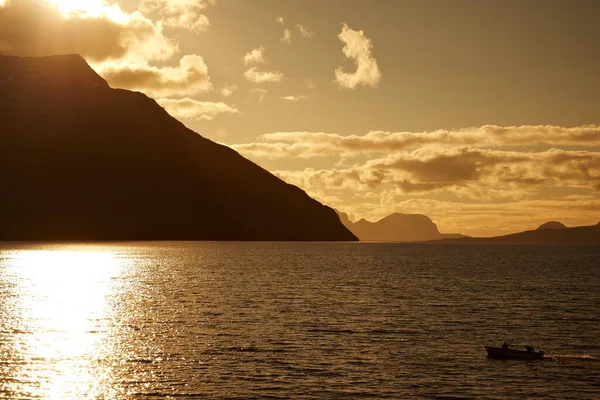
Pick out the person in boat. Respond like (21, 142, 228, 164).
(525, 345, 534, 353)
(502, 342, 508, 350)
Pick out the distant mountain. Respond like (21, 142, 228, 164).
(440, 233, 470, 239)
(436, 224, 600, 245)
(338, 212, 461, 242)
(0, 54, 357, 241)
(537, 221, 567, 230)
(338, 211, 354, 230)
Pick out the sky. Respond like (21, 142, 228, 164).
(1, 0, 599, 236)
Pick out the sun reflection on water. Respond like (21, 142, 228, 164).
(1, 248, 130, 399)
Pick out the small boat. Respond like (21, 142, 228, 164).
(485, 345, 545, 360)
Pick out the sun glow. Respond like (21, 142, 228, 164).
(49, 0, 104, 15)
(47, 0, 128, 23)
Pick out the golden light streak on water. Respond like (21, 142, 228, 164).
(3, 249, 129, 399)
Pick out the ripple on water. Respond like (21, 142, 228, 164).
(0, 242, 599, 399)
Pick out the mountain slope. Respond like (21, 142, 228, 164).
(0, 54, 357, 241)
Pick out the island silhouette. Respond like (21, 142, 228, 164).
(337, 211, 467, 242)
(435, 221, 600, 245)
(338, 211, 599, 245)
(0, 54, 357, 241)
(537, 221, 567, 230)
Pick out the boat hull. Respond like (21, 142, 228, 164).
(485, 346, 544, 360)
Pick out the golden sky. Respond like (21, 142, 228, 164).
(1, 0, 599, 236)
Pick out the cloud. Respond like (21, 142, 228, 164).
(97, 54, 211, 97)
(304, 77, 316, 89)
(139, 0, 213, 33)
(233, 124, 600, 236)
(296, 24, 314, 38)
(156, 97, 239, 120)
(281, 28, 291, 44)
(0, 0, 218, 101)
(477, 124, 600, 146)
(244, 67, 283, 83)
(242, 46, 283, 83)
(371, 147, 533, 191)
(275, 21, 312, 44)
(281, 95, 307, 101)
(0, 0, 176, 63)
(231, 125, 600, 159)
(219, 83, 238, 97)
(335, 23, 381, 89)
(232, 140, 324, 159)
(232, 125, 600, 212)
(243, 46, 265, 65)
(272, 167, 391, 193)
(265, 148, 600, 196)
(231, 130, 463, 159)
(0, 0, 220, 105)
(249, 88, 267, 102)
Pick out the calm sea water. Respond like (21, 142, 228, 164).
(0, 242, 599, 399)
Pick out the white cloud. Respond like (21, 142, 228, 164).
(231, 125, 600, 159)
(335, 23, 381, 89)
(243, 46, 265, 65)
(281, 28, 292, 44)
(97, 54, 211, 97)
(262, 148, 600, 196)
(156, 97, 239, 120)
(249, 88, 268, 102)
(275, 16, 284, 24)
(296, 24, 314, 38)
(244, 67, 284, 83)
(122, 13, 179, 63)
(304, 78, 316, 89)
(281, 95, 307, 101)
(219, 83, 238, 97)
(139, 0, 213, 33)
(243, 47, 283, 83)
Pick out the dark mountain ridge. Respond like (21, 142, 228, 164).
(0, 54, 357, 241)
(435, 223, 600, 245)
(537, 221, 567, 230)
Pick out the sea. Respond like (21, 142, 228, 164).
(0, 242, 599, 399)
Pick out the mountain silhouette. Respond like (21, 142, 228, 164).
(436, 224, 600, 245)
(338, 212, 462, 242)
(0, 54, 357, 241)
(537, 221, 567, 230)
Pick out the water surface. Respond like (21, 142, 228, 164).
(1, 242, 599, 399)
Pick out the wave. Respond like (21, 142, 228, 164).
(547, 354, 600, 363)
